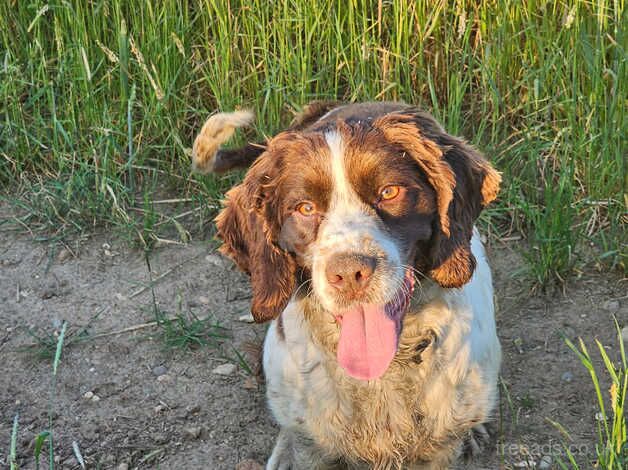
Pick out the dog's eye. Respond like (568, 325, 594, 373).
(379, 185, 401, 201)
(296, 201, 317, 216)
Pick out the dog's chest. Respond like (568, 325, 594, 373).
(264, 308, 446, 465)
(308, 367, 427, 459)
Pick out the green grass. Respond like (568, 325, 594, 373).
(0, 2, 625, 278)
(553, 322, 627, 469)
(9, 414, 18, 470)
(11, 321, 69, 470)
(151, 303, 230, 351)
(142, 250, 253, 372)
(19, 308, 106, 360)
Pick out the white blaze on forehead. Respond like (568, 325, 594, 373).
(325, 130, 355, 207)
(323, 130, 377, 236)
(322, 130, 370, 246)
(320, 130, 398, 258)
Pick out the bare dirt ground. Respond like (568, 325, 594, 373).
(0, 206, 625, 469)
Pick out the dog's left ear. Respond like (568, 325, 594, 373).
(375, 112, 501, 288)
(214, 140, 297, 322)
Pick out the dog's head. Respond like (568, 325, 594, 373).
(216, 110, 500, 380)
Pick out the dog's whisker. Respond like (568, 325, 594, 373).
(295, 278, 312, 298)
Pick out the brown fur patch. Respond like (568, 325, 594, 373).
(214, 141, 299, 322)
(373, 113, 455, 237)
(429, 135, 500, 288)
(373, 111, 500, 288)
(480, 163, 502, 206)
(214, 128, 332, 322)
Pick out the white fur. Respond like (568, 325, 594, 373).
(264, 230, 500, 469)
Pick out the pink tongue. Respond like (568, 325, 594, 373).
(336, 305, 398, 380)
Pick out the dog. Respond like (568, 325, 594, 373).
(192, 101, 502, 469)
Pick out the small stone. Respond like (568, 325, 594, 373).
(83, 391, 94, 400)
(561, 371, 573, 382)
(205, 253, 227, 268)
(235, 459, 264, 470)
(183, 426, 202, 440)
(117, 463, 129, 470)
(156, 374, 171, 382)
(212, 363, 236, 376)
(622, 326, 628, 343)
(238, 313, 255, 323)
(15, 400, 21, 406)
(198, 296, 210, 305)
(243, 377, 258, 390)
(152, 365, 168, 376)
(513, 460, 534, 468)
(603, 300, 620, 313)
(91, 394, 100, 402)
(538, 455, 552, 469)
(185, 405, 201, 416)
(57, 249, 72, 262)
(595, 412, 606, 421)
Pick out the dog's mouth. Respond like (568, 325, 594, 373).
(334, 269, 415, 381)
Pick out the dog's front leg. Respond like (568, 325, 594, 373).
(266, 428, 292, 470)
(267, 428, 345, 470)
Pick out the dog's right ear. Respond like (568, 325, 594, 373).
(214, 147, 297, 323)
(374, 112, 500, 288)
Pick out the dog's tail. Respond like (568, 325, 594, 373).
(191, 101, 341, 174)
(191, 110, 263, 174)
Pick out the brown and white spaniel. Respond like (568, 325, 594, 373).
(192, 102, 502, 469)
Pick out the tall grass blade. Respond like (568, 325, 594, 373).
(9, 414, 18, 470)
(52, 322, 67, 376)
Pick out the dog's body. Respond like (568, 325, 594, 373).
(193, 102, 501, 469)
(264, 231, 499, 469)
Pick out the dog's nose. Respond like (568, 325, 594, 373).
(325, 253, 376, 297)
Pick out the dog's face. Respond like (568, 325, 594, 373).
(216, 111, 500, 380)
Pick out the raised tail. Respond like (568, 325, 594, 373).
(191, 101, 342, 174)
